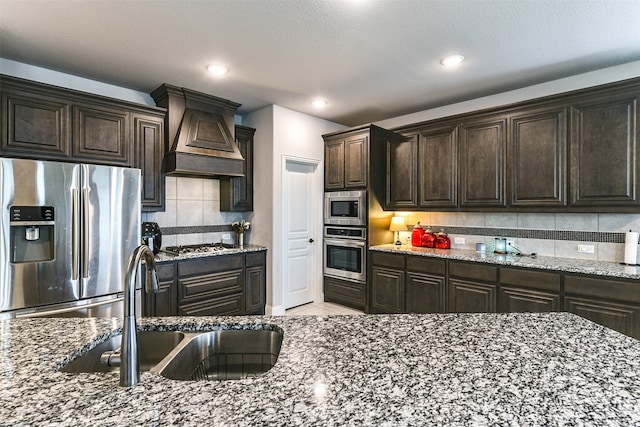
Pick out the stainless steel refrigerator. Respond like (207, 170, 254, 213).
(0, 158, 141, 318)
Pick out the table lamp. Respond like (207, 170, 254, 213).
(389, 216, 407, 245)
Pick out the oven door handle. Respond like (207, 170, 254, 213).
(324, 238, 366, 248)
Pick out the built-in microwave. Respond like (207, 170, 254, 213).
(324, 190, 366, 226)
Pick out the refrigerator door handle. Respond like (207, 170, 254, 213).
(82, 186, 90, 280)
(14, 296, 124, 318)
(71, 188, 80, 281)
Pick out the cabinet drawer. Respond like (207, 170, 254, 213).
(178, 294, 243, 316)
(178, 270, 243, 304)
(564, 275, 640, 304)
(406, 256, 446, 276)
(370, 251, 405, 269)
(324, 276, 365, 309)
(500, 267, 560, 292)
(178, 255, 243, 276)
(449, 261, 497, 283)
(246, 251, 266, 268)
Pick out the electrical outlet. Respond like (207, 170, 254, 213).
(222, 233, 231, 240)
(454, 237, 465, 244)
(577, 244, 595, 254)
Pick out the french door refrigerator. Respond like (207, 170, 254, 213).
(0, 158, 141, 318)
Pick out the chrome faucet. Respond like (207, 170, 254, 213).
(120, 244, 158, 387)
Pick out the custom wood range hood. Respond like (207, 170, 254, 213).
(151, 84, 244, 177)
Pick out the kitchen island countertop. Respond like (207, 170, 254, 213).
(1, 313, 639, 426)
(371, 244, 640, 280)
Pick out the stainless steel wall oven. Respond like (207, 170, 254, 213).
(323, 226, 366, 283)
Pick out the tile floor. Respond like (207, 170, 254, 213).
(284, 301, 364, 316)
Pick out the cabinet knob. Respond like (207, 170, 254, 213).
(308, 238, 315, 243)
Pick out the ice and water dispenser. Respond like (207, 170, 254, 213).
(9, 206, 55, 263)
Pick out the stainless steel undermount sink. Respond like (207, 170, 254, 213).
(60, 327, 283, 382)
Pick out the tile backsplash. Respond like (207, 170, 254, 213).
(397, 211, 640, 263)
(142, 176, 245, 247)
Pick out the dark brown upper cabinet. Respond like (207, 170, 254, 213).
(570, 91, 639, 208)
(509, 106, 568, 207)
(0, 74, 166, 212)
(324, 131, 369, 190)
(419, 124, 458, 209)
(459, 115, 507, 208)
(133, 112, 165, 211)
(385, 134, 418, 209)
(387, 77, 640, 212)
(220, 125, 256, 212)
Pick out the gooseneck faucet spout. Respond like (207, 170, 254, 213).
(120, 244, 158, 387)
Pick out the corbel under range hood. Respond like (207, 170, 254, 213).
(151, 84, 244, 178)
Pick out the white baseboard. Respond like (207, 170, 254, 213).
(268, 304, 286, 316)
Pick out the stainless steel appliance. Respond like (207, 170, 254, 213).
(0, 158, 141, 318)
(324, 190, 366, 226)
(323, 226, 366, 282)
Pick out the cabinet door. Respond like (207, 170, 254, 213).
(510, 107, 567, 207)
(221, 125, 255, 211)
(73, 104, 131, 165)
(571, 94, 639, 207)
(344, 134, 368, 188)
(460, 116, 507, 208)
(406, 272, 445, 314)
(448, 279, 497, 313)
(418, 125, 458, 208)
(385, 134, 418, 209)
(565, 296, 639, 339)
(245, 252, 266, 314)
(1, 84, 71, 158)
(371, 267, 405, 313)
(324, 139, 345, 190)
(133, 113, 165, 212)
(500, 287, 559, 312)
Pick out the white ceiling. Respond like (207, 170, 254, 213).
(1, 0, 639, 126)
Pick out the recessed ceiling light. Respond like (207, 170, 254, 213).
(311, 99, 327, 108)
(206, 64, 229, 75)
(440, 55, 465, 67)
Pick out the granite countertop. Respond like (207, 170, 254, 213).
(371, 244, 640, 280)
(1, 313, 639, 426)
(154, 244, 267, 263)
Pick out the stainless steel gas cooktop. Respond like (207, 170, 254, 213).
(164, 243, 236, 256)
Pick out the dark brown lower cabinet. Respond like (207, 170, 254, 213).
(367, 250, 640, 339)
(324, 276, 366, 311)
(499, 267, 560, 312)
(564, 274, 640, 339)
(143, 251, 266, 317)
(245, 252, 266, 315)
(371, 266, 405, 313)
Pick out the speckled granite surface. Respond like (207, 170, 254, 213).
(154, 244, 267, 263)
(371, 244, 640, 280)
(1, 313, 639, 426)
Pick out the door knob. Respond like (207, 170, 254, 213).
(308, 238, 315, 243)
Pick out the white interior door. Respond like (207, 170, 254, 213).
(282, 159, 318, 309)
